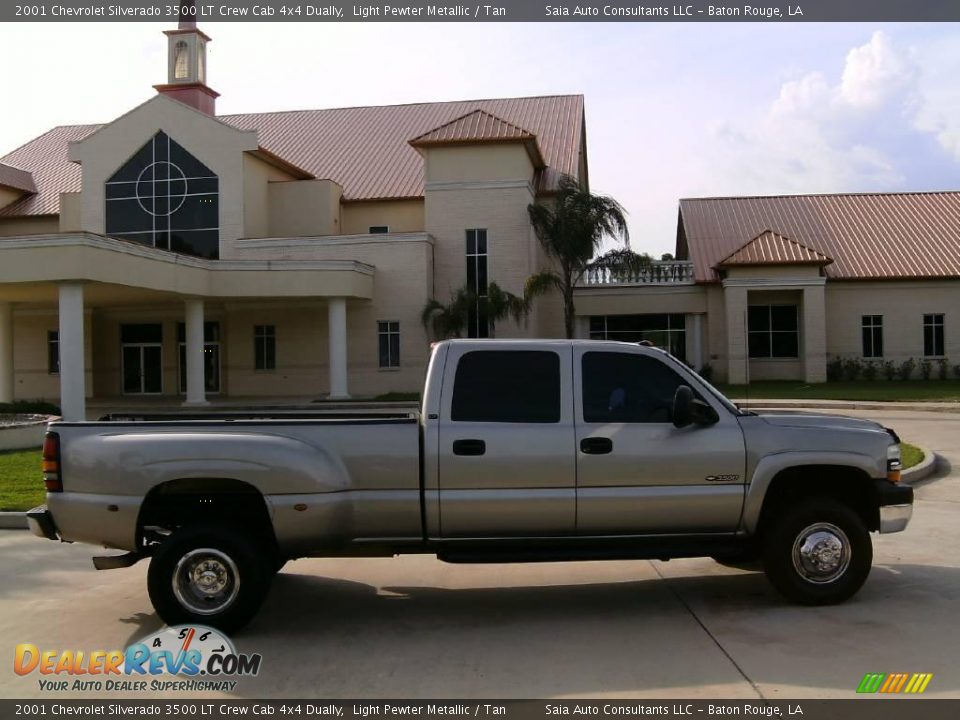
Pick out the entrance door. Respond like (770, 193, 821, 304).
(121, 324, 164, 395)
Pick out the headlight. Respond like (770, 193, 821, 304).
(887, 444, 902, 483)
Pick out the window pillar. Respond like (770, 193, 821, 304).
(723, 285, 748, 385)
(328, 298, 350, 399)
(183, 298, 208, 406)
(0, 303, 13, 404)
(803, 284, 827, 383)
(58, 283, 86, 421)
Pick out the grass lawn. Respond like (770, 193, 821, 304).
(901, 442, 924, 470)
(0, 449, 43, 512)
(714, 380, 960, 402)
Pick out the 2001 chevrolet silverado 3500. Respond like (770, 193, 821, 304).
(28, 340, 913, 631)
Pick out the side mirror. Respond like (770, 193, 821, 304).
(673, 385, 720, 428)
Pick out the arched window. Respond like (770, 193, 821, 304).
(197, 42, 206, 83)
(174, 41, 189, 79)
(104, 131, 219, 259)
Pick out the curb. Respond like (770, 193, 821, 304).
(0, 511, 27, 530)
(901, 447, 939, 485)
(734, 399, 960, 414)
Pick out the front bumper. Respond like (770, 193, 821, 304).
(875, 480, 914, 534)
(26, 505, 59, 541)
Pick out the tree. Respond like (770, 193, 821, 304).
(421, 283, 529, 341)
(525, 175, 648, 338)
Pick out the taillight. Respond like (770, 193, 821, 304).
(42, 432, 62, 492)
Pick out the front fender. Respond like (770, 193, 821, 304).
(741, 451, 882, 534)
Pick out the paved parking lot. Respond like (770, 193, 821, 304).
(0, 409, 957, 699)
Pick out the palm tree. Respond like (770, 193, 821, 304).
(525, 175, 649, 338)
(422, 283, 529, 341)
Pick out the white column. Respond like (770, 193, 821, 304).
(58, 283, 86, 421)
(183, 298, 208, 406)
(0, 303, 13, 404)
(803, 284, 828, 383)
(724, 285, 749, 385)
(327, 298, 349, 400)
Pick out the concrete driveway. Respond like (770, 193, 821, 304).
(0, 409, 957, 700)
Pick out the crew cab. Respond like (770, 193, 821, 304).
(28, 340, 913, 631)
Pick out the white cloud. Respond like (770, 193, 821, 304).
(698, 31, 935, 196)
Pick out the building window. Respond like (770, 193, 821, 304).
(105, 130, 220, 259)
(924, 314, 945, 357)
(254, 325, 276, 370)
(861, 315, 883, 358)
(197, 42, 206, 83)
(174, 41, 189, 79)
(466, 229, 489, 338)
(451, 350, 560, 423)
(369, 226, 389, 234)
(582, 352, 690, 424)
(748, 305, 799, 359)
(589, 314, 687, 361)
(377, 321, 400, 369)
(47, 331, 59, 375)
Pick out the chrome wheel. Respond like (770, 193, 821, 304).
(791, 522, 851, 584)
(172, 548, 240, 615)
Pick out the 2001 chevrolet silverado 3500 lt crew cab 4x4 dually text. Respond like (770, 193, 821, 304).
(28, 340, 913, 631)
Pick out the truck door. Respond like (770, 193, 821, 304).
(437, 345, 576, 537)
(573, 347, 746, 534)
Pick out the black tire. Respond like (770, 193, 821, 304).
(762, 498, 872, 605)
(147, 524, 271, 633)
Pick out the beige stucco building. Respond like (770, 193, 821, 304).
(1, 21, 958, 421)
(0, 21, 580, 419)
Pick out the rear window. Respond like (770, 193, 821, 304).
(451, 350, 560, 423)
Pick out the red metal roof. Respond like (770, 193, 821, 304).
(718, 229, 832, 267)
(679, 193, 960, 281)
(0, 94, 584, 217)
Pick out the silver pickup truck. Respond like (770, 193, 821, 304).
(28, 339, 913, 631)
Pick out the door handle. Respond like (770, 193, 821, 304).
(453, 439, 486, 456)
(580, 437, 613, 455)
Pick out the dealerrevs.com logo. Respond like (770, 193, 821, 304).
(14, 625, 262, 693)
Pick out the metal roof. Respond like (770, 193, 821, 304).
(679, 193, 960, 281)
(0, 94, 584, 217)
(718, 229, 832, 267)
(410, 109, 545, 168)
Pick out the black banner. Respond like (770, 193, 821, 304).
(5, 0, 960, 23)
(3, 700, 960, 720)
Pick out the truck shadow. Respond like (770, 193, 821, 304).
(228, 560, 959, 697)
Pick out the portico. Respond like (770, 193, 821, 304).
(0, 233, 373, 419)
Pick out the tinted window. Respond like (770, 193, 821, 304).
(582, 352, 688, 424)
(451, 350, 560, 423)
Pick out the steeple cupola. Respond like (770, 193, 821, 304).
(154, 4, 219, 115)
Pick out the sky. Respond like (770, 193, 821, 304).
(2, 21, 960, 256)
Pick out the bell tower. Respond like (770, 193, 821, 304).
(154, 2, 219, 115)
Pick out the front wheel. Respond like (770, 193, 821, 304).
(762, 499, 872, 605)
(147, 525, 271, 633)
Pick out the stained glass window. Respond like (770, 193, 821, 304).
(105, 131, 219, 259)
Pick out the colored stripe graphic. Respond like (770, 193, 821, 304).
(857, 673, 933, 694)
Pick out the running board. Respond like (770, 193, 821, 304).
(92, 552, 141, 570)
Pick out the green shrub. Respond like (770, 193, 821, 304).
(861, 360, 878, 381)
(0, 401, 60, 416)
(897, 358, 916, 381)
(953, 364, 960, 380)
(699, 363, 714, 382)
(842, 358, 862, 381)
(882, 360, 897, 381)
(937, 358, 948, 381)
(920, 360, 933, 380)
(826, 357, 844, 382)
